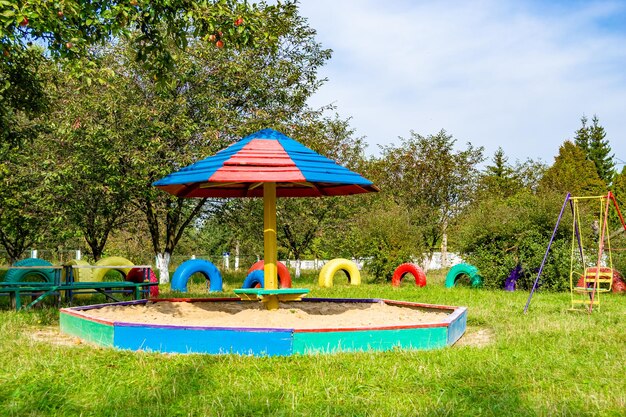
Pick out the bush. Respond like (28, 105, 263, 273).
(359, 202, 421, 283)
(456, 192, 573, 291)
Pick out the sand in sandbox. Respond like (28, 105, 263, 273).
(81, 301, 450, 329)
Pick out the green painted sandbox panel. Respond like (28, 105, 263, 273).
(60, 313, 114, 347)
(293, 327, 448, 354)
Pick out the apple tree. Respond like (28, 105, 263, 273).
(0, 0, 296, 147)
(48, 8, 332, 282)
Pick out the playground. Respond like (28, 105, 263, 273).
(1, 270, 624, 416)
(1, 131, 625, 414)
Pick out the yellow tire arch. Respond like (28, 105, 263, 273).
(63, 259, 93, 282)
(92, 256, 134, 282)
(318, 258, 361, 288)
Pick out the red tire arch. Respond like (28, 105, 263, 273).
(248, 260, 292, 288)
(391, 263, 426, 287)
(126, 267, 160, 297)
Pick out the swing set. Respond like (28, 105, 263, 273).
(524, 191, 626, 313)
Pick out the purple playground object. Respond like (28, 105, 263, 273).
(523, 193, 570, 313)
(504, 264, 522, 291)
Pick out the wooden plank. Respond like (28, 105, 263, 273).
(114, 325, 293, 356)
(447, 307, 468, 345)
(60, 312, 114, 347)
(292, 327, 448, 354)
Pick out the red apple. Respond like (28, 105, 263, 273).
(58, 11, 64, 17)
(66, 42, 73, 49)
(216, 40, 224, 49)
(208, 34, 216, 42)
(235, 17, 243, 26)
(130, 0, 138, 5)
(20, 17, 28, 26)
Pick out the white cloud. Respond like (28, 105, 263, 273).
(297, 0, 626, 165)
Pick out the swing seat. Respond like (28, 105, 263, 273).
(571, 299, 602, 306)
(573, 268, 613, 293)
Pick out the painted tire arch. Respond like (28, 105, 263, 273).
(318, 258, 361, 287)
(391, 263, 427, 287)
(445, 263, 483, 288)
(5, 258, 55, 283)
(126, 267, 160, 297)
(92, 257, 134, 282)
(242, 270, 265, 289)
(171, 259, 223, 292)
(247, 260, 292, 288)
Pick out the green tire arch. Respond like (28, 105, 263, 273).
(4, 258, 55, 282)
(445, 263, 483, 288)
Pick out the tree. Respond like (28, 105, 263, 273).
(574, 115, 615, 185)
(588, 115, 615, 185)
(0, 1, 296, 146)
(359, 199, 420, 282)
(0, 0, 291, 71)
(610, 166, 626, 273)
(46, 9, 332, 282)
(0, 51, 64, 262)
(373, 130, 484, 267)
(538, 141, 605, 196)
(574, 115, 590, 153)
(612, 166, 626, 207)
(476, 147, 523, 198)
(0, 140, 61, 262)
(50, 64, 138, 260)
(456, 191, 572, 290)
(0, 47, 50, 148)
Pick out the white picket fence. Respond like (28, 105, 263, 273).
(233, 252, 463, 271)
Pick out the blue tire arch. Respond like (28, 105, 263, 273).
(242, 270, 264, 289)
(171, 259, 222, 292)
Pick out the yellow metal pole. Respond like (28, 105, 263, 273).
(263, 182, 279, 310)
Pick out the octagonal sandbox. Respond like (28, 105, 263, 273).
(59, 298, 467, 356)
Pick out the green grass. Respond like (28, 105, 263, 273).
(1, 270, 625, 416)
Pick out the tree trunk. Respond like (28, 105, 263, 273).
(441, 232, 448, 269)
(235, 241, 240, 270)
(156, 252, 171, 284)
(422, 253, 432, 275)
(294, 258, 301, 279)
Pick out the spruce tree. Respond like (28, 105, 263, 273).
(588, 115, 615, 185)
(574, 115, 590, 153)
(477, 147, 520, 197)
(486, 147, 513, 178)
(574, 114, 615, 186)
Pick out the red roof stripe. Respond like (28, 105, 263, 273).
(210, 139, 306, 182)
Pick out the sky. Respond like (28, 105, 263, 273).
(297, 0, 626, 167)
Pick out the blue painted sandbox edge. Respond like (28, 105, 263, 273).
(447, 307, 468, 345)
(114, 325, 294, 356)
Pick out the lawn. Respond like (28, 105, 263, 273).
(0, 270, 624, 416)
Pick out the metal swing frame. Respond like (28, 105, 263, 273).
(523, 191, 626, 313)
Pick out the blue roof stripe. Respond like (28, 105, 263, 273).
(278, 137, 373, 186)
(153, 136, 254, 186)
